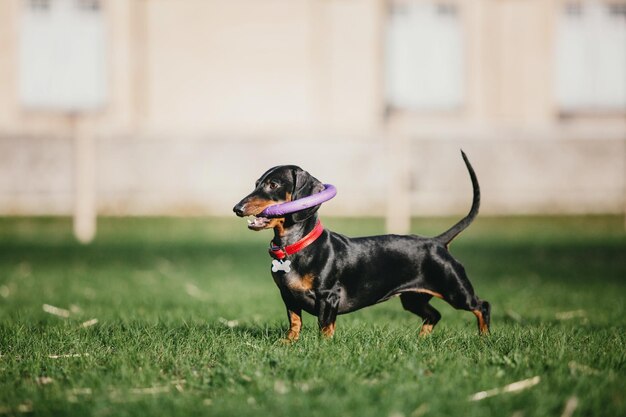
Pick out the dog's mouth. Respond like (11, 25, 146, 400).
(247, 215, 271, 231)
(235, 200, 284, 231)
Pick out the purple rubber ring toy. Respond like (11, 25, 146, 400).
(260, 184, 337, 217)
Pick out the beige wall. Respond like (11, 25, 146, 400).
(485, 0, 555, 125)
(144, 0, 313, 134)
(138, 0, 383, 135)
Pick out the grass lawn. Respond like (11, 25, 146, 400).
(0, 216, 624, 417)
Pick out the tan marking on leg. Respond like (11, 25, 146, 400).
(415, 289, 444, 299)
(419, 323, 434, 337)
(285, 311, 302, 342)
(473, 309, 489, 335)
(320, 322, 335, 338)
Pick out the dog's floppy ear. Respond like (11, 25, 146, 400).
(291, 168, 325, 222)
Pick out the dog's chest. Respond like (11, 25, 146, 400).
(271, 264, 315, 298)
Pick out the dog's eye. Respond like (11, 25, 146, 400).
(269, 181, 279, 190)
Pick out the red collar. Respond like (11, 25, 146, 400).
(269, 220, 324, 260)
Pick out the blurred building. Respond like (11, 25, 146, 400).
(0, 0, 624, 233)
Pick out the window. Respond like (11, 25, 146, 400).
(385, 1, 464, 111)
(19, 0, 107, 111)
(29, 0, 51, 11)
(76, 0, 100, 12)
(555, 1, 626, 112)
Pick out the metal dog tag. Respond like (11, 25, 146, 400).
(271, 259, 291, 273)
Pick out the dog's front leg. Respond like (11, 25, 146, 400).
(317, 288, 340, 338)
(285, 307, 302, 342)
(279, 290, 303, 343)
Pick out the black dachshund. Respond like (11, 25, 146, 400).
(233, 151, 490, 341)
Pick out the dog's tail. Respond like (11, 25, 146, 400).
(434, 150, 480, 248)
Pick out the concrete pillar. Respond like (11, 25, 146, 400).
(72, 115, 97, 243)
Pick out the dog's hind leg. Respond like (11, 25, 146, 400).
(472, 299, 490, 335)
(400, 293, 442, 336)
(425, 251, 491, 335)
(444, 281, 491, 335)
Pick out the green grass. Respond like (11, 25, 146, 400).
(0, 216, 624, 417)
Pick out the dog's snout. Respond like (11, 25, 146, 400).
(233, 203, 245, 217)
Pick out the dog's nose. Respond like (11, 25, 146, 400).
(233, 204, 245, 217)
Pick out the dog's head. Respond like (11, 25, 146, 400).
(233, 165, 325, 231)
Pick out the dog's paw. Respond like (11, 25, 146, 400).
(280, 337, 298, 345)
(279, 330, 300, 344)
(419, 324, 434, 337)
